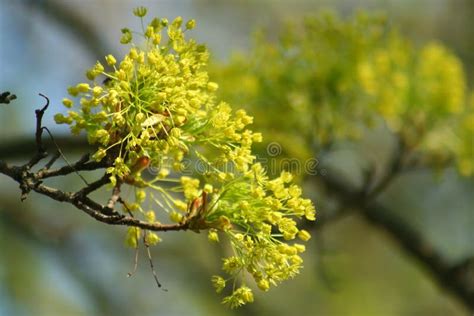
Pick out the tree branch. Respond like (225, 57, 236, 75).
(0, 91, 17, 104)
(362, 202, 474, 310)
(311, 172, 474, 310)
(365, 136, 405, 200)
(25, 93, 50, 169)
(0, 95, 191, 233)
(0, 158, 191, 232)
(1, 94, 471, 309)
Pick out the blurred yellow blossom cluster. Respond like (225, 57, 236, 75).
(358, 39, 469, 173)
(213, 12, 473, 177)
(54, 7, 315, 307)
(213, 12, 390, 162)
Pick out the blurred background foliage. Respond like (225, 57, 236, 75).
(212, 12, 472, 175)
(0, 0, 473, 315)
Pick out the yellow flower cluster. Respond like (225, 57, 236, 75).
(213, 11, 473, 177)
(211, 13, 393, 170)
(204, 164, 315, 307)
(54, 7, 316, 307)
(357, 35, 410, 128)
(359, 40, 473, 174)
(55, 8, 263, 186)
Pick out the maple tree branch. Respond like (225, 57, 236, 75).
(1, 94, 472, 310)
(0, 95, 190, 233)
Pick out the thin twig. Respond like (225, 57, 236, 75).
(127, 247, 140, 278)
(42, 151, 61, 170)
(24, 93, 50, 169)
(76, 173, 109, 197)
(38, 155, 105, 179)
(118, 197, 134, 218)
(42, 126, 89, 185)
(107, 184, 122, 210)
(143, 230, 167, 291)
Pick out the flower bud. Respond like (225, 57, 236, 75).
(62, 98, 73, 108)
(257, 279, 270, 291)
(172, 16, 183, 28)
(170, 211, 183, 223)
(207, 82, 219, 92)
(105, 54, 116, 65)
(297, 229, 311, 241)
(185, 19, 196, 30)
(145, 232, 161, 246)
(120, 28, 133, 44)
(133, 6, 147, 17)
(208, 229, 219, 242)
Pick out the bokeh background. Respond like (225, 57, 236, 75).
(0, 1, 473, 315)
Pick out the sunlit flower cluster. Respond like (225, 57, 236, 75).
(55, 7, 315, 307)
(55, 10, 260, 186)
(205, 165, 315, 307)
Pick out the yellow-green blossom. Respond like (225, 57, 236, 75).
(55, 7, 316, 308)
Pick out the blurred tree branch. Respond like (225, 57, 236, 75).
(0, 136, 89, 160)
(309, 148, 474, 310)
(18, 0, 111, 58)
(0, 91, 17, 104)
(362, 203, 474, 310)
